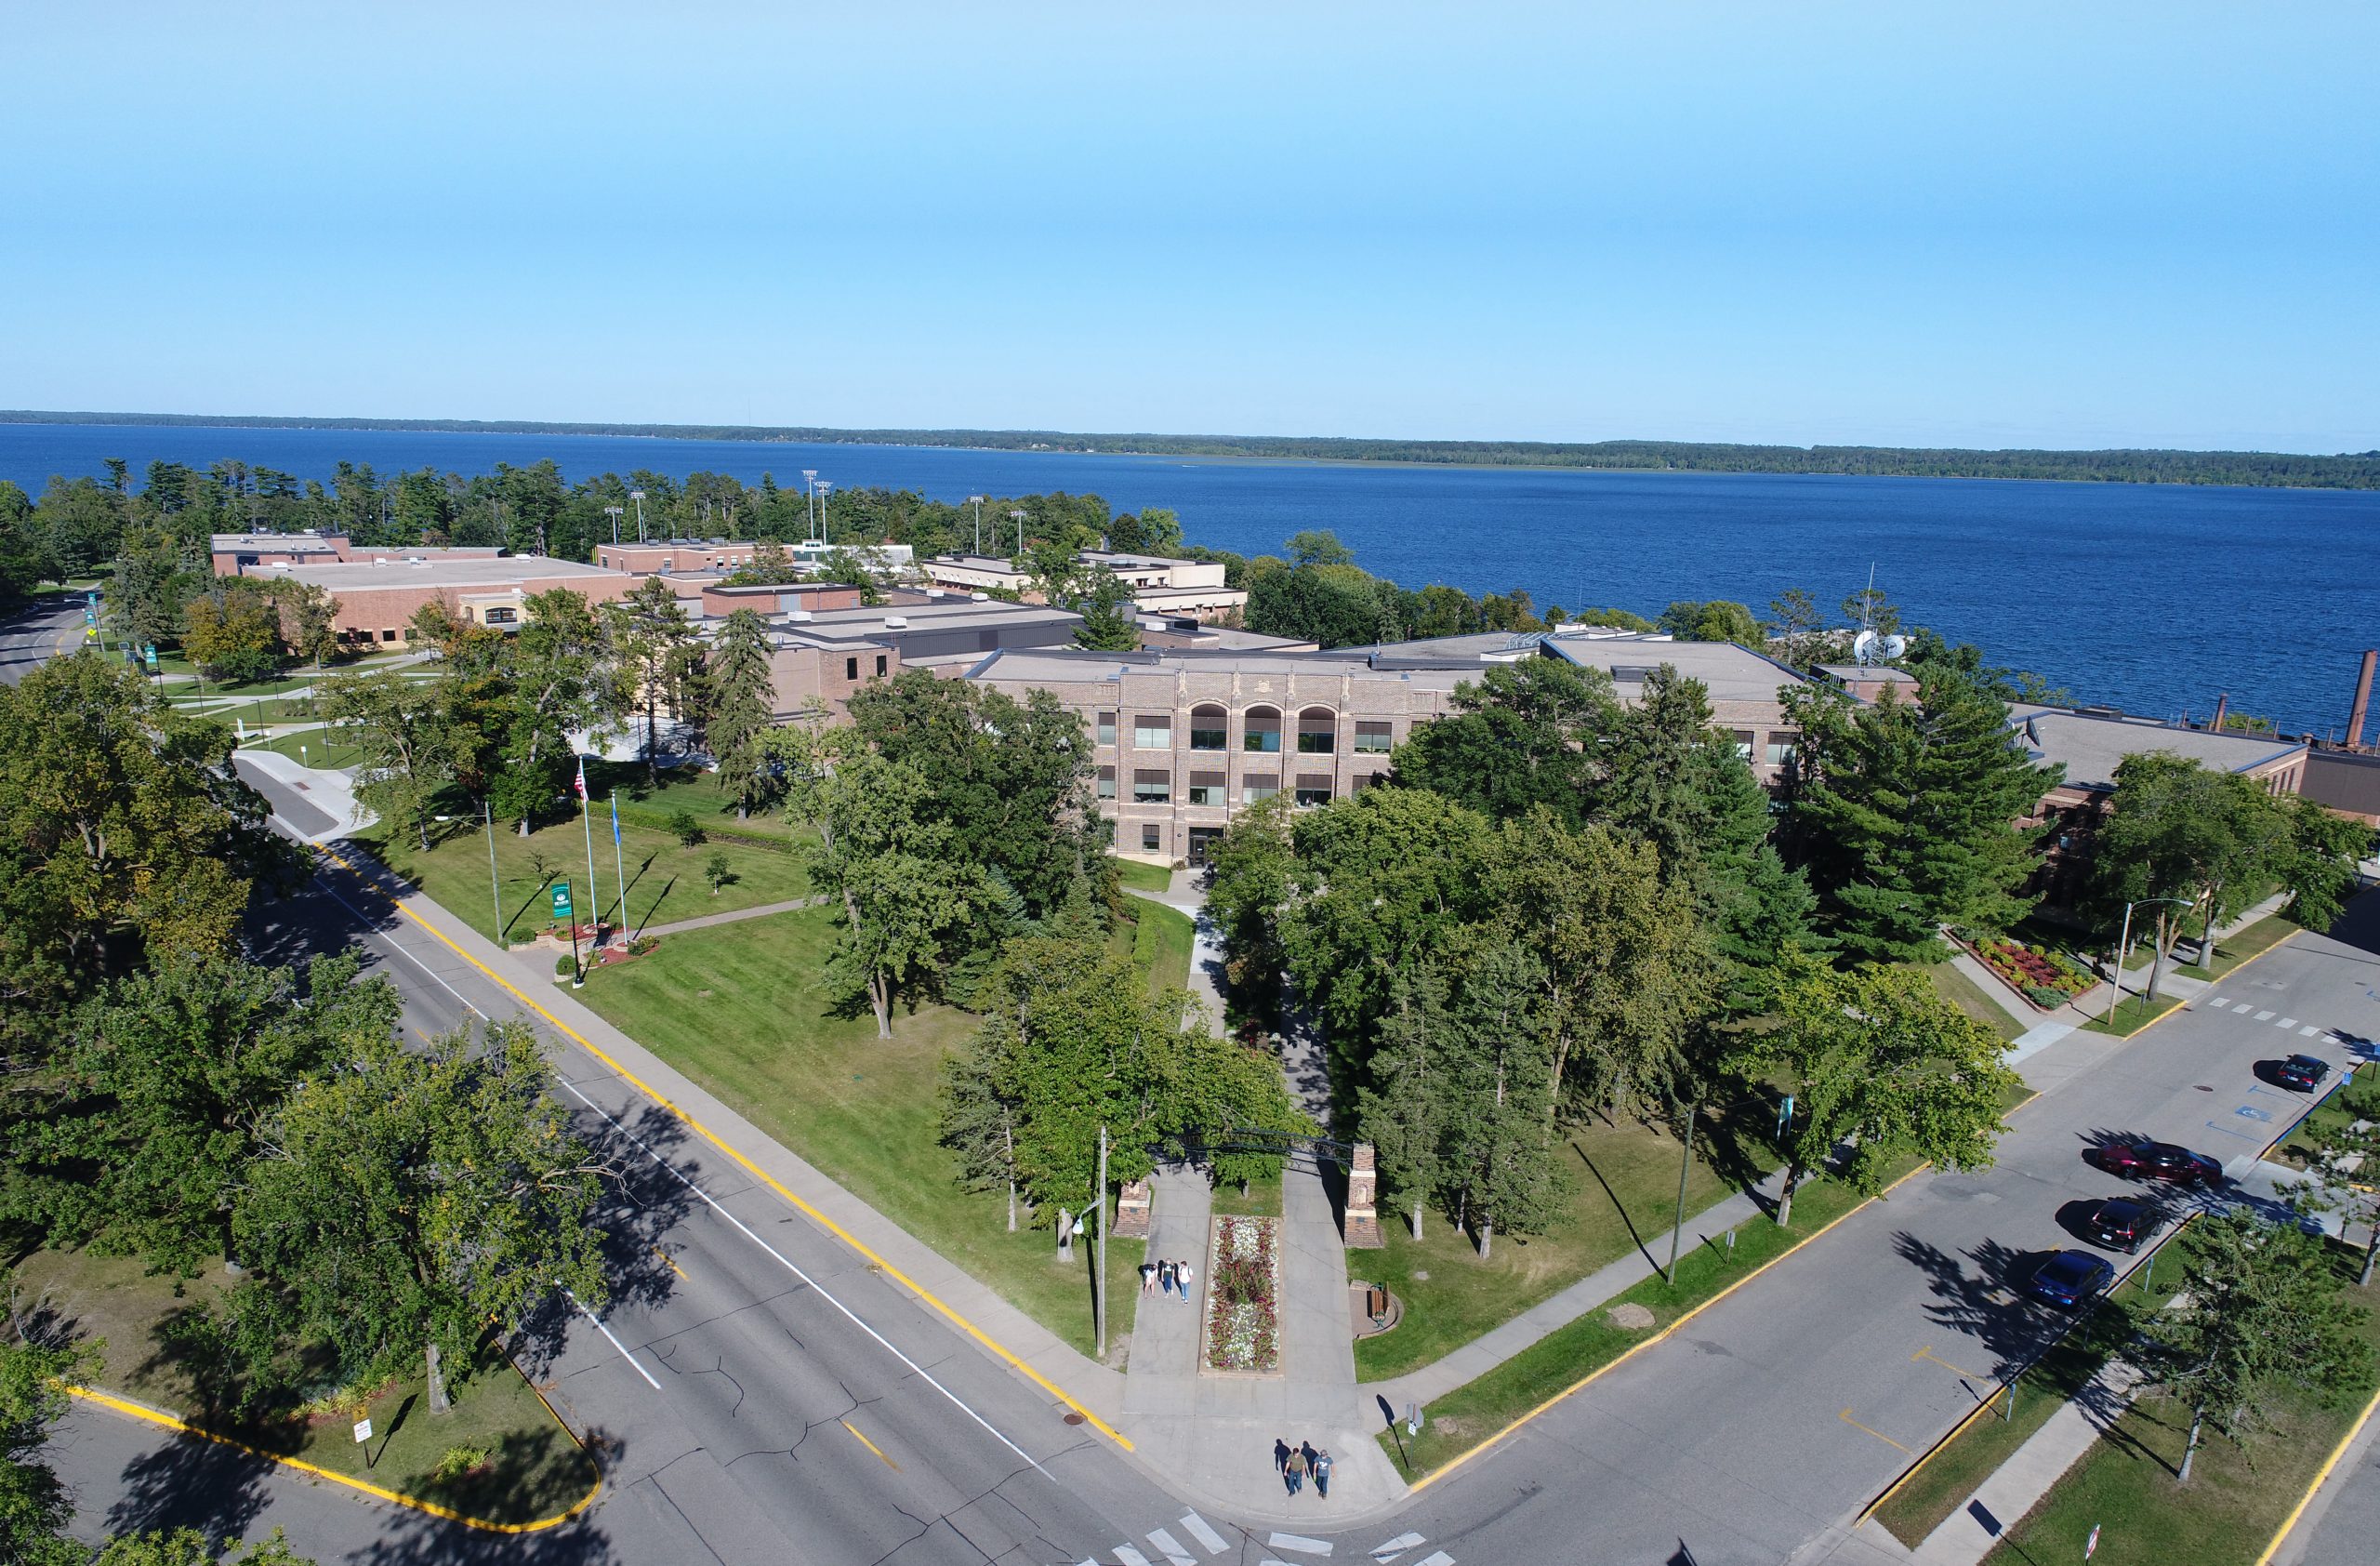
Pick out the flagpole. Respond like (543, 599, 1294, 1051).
(610, 792, 627, 938)
(578, 758, 602, 947)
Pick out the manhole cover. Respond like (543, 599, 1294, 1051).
(1062, 1412, 1085, 1426)
(1607, 1303, 1656, 1331)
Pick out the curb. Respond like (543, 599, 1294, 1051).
(309, 842, 1135, 1453)
(64, 1382, 601, 1534)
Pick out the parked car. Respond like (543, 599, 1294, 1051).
(2274, 1054, 2333, 1092)
(2082, 1197, 2155, 1253)
(2096, 1141, 2222, 1187)
(2024, 1249, 2116, 1308)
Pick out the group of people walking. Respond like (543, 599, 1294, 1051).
(1138, 1256, 1198, 1301)
(1274, 1438, 1332, 1498)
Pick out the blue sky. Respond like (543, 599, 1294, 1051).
(5, 3, 2373, 451)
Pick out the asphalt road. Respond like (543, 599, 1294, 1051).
(0, 595, 93, 684)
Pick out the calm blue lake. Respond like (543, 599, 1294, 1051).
(6, 420, 2375, 737)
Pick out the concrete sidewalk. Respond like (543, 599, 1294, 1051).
(635, 894, 824, 939)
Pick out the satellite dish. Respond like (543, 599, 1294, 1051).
(1852, 629, 1879, 666)
(1880, 633, 1908, 661)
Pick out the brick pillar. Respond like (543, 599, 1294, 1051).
(1113, 1177, 1152, 1240)
(1344, 1142, 1382, 1249)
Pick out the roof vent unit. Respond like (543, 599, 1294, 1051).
(786, 609, 814, 623)
(972, 591, 989, 603)
(883, 616, 908, 630)
(927, 588, 946, 599)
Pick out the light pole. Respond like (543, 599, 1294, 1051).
(484, 796, 502, 944)
(802, 470, 818, 541)
(1094, 1123, 1109, 1360)
(814, 481, 834, 547)
(2106, 896, 2193, 1022)
(605, 505, 625, 545)
(629, 489, 647, 543)
(1009, 508, 1027, 558)
(967, 495, 985, 555)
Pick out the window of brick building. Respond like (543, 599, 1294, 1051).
(1097, 710, 1117, 747)
(1295, 774, 1333, 807)
(1354, 721, 1392, 754)
(1243, 773, 1279, 803)
(1132, 768, 1172, 804)
(846, 657, 859, 681)
(1096, 765, 1116, 801)
(1134, 715, 1171, 750)
(1187, 770, 1225, 806)
(1142, 824, 1161, 852)
(1189, 705, 1228, 750)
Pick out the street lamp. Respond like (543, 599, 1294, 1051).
(967, 495, 986, 554)
(604, 505, 625, 545)
(1009, 508, 1027, 558)
(802, 470, 818, 541)
(2107, 896, 2196, 1021)
(629, 489, 647, 543)
(813, 480, 834, 547)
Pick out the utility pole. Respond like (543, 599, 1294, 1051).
(802, 470, 818, 542)
(1667, 1091, 1699, 1284)
(484, 797, 502, 945)
(815, 480, 834, 546)
(1095, 1123, 1110, 1360)
(968, 494, 985, 554)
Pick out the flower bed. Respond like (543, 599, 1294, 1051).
(1200, 1214, 1282, 1375)
(1969, 935, 2096, 1009)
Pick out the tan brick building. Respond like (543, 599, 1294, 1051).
(250, 556, 647, 647)
(962, 628, 1809, 865)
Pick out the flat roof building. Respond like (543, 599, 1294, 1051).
(597, 539, 761, 575)
(260, 555, 645, 646)
(755, 597, 1085, 721)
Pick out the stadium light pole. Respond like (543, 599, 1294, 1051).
(604, 505, 624, 544)
(802, 470, 818, 541)
(629, 489, 647, 542)
(967, 495, 986, 554)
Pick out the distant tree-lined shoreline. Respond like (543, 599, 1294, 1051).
(5, 410, 2375, 489)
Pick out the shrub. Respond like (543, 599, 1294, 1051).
(668, 809, 705, 847)
(2025, 984, 2068, 1008)
(628, 935, 660, 957)
(555, 954, 576, 976)
(434, 1444, 493, 1480)
(704, 850, 734, 895)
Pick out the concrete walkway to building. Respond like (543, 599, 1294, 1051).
(634, 895, 825, 940)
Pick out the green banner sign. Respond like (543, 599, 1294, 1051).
(551, 883, 573, 920)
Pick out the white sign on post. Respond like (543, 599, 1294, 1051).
(352, 1418, 373, 1444)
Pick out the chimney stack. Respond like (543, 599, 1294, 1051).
(2350, 650, 2378, 752)
(2211, 693, 2228, 734)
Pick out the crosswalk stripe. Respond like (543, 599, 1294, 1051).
(2279, 1017, 2298, 1029)
(1116, 1547, 1154, 1566)
(2211, 996, 2233, 1007)
(1413, 1554, 1456, 1566)
(1372, 1535, 1427, 1559)
(1147, 1529, 1196, 1566)
(1268, 1534, 1333, 1556)
(2255, 1010, 2276, 1021)
(1181, 1514, 1230, 1555)
(2300, 1025, 2320, 1036)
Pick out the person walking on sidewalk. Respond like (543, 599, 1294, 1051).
(1175, 1259, 1196, 1302)
(1313, 1449, 1332, 1498)
(1140, 1259, 1157, 1296)
(1284, 1446, 1306, 1495)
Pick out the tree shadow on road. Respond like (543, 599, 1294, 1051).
(1890, 1229, 2060, 1380)
(101, 1429, 273, 1546)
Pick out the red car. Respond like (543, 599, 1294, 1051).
(2096, 1141, 2221, 1187)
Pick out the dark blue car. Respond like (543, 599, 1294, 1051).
(2025, 1250, 2115, 1308)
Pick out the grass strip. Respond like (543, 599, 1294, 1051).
(2083, 991, 2188, 1037)
(1114, 858, 1173, 895)
(1132, 899, 1197, 997)
(1379, 1171, 1892, 1481)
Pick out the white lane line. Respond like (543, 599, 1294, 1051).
(1147, 1529, 1196, 1566)
(1181, 1512, 1230, 1554)
(2255, 1010, 2277, 1021)
(560, 1284, 661, 1388)
(1372, 1534, 1427, 1559)
(298, 858, 487, 1022)
(2279, 1017, 2298, 1029)
(2211, 996, 2233, 1007)
(1413, 1554, 1456, 1566)
(1268, 1535, 1333, 1556)
(1115, 1547, 1154, 1566)
(560, 1079, 1053, 1479)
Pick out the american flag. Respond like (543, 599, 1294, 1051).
(574, 757, 588, 802)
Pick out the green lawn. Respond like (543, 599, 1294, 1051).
(11, 1246, 594, 1525)
(1380, 1170, 1889, 1480)
(2273, 1063, 2379, 1171)
(588, 760, 809, 844)
(1211, 1170, 1285, 1218)
(1354, 1102, 1777, 1379)
(570, 906, 1141, 1357)
(1874, 1263, 2179, 1546)
(1980, 1263, 2380, 1566)
(361, 800, 814, 947)
(1131, 899, 1197, 997)
(2175, 915, 2298, 981)
(249, 723, 369, 768)
(1928, 961, 2028, 1044)
(2083, 991, 2188, 1037)
(1114, 858, 1173, 895)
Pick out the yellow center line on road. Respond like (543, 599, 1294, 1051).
(1911, 1345, 1987, 1380)
(653, 1246, 688, 1281)
(840, 1418, 900, 1470)
(1840, 1408, 1913, 1453)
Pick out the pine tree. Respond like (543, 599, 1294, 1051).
(1355, 964, 1457, 1240)
(1444, 939, 1560, 1259)
(707, 608, 776, 818)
